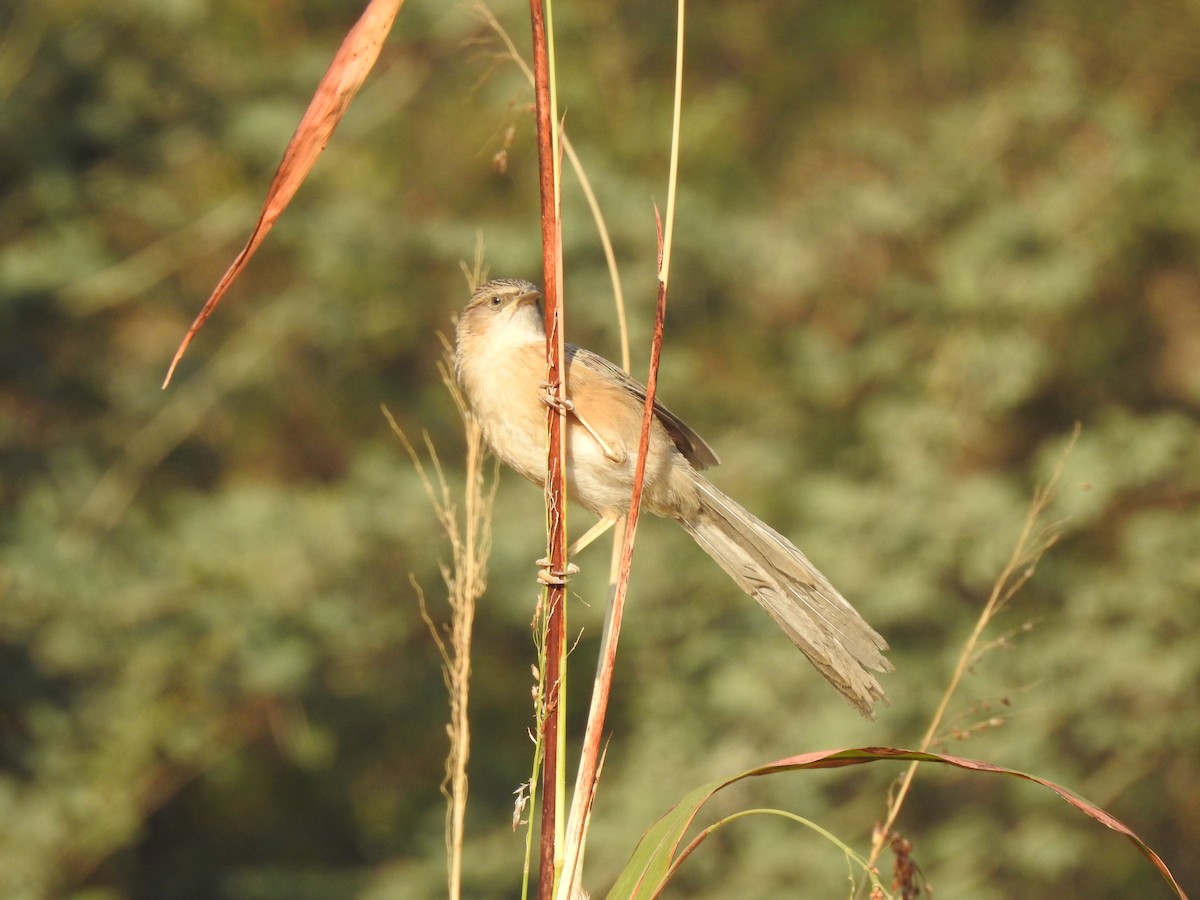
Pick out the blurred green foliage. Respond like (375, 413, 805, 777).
(2, 0, 1198, 897)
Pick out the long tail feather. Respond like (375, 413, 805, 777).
(680, 474, 891, 718)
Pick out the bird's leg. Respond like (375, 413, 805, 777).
(567, 515, 619, 557)
(535, 515, 621, 584)
(539, 382, 628, 465)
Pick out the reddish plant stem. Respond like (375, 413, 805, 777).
(572, 274, 668, 852)
(527, 2, 566, 897)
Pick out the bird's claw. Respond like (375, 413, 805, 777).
(539, 382, 574, 414)
(540, 382, 627, 464)
(536, 557, 580, 585)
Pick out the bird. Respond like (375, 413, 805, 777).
(454, 278, 891, 717)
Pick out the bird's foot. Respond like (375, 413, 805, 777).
(539, 383, 627, 464)
(539, 382, 574, 415)
(536, 557, 580, 586)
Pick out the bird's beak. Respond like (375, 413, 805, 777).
(516, 289, 541, 306)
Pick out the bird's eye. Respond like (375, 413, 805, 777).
(489, 295, 503, 308)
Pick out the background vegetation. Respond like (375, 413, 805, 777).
(2, 0, 1197, 897)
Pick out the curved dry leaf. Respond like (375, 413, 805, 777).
(164, 0, 404, 387)
(608, 747, 1188, 900)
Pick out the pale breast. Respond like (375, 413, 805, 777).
(457, 327, 548, 485)
(456, 322, 701, 521)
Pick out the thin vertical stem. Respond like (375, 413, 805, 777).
(658, 0, 685, 286)
(528, 1, 566, 897)
(557, 5, 687, 896)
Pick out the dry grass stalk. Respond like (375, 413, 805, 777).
(384, 337, 497, 900)
(866, 424, 1081, 872)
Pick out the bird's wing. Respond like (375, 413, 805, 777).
(567, 345, 721, 470)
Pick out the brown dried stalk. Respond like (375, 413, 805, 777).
(526, 2, 568, 897)
(383, 338, 497, 900)
(866, 424, 1080, 874)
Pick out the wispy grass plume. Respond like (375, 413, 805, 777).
(866, 424, 1081, 874)
(383, 293, 498, 899)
